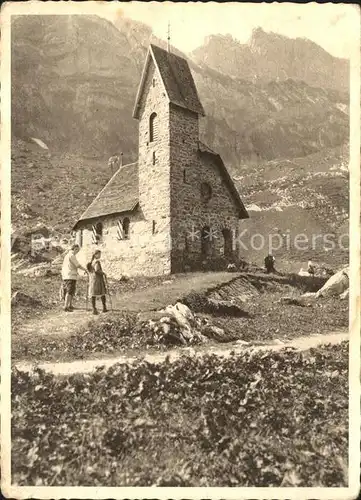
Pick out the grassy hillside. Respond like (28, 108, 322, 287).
(236, 144, 349, 268)
(11, 138, 118, 233)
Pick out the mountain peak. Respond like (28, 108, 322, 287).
(202, 33, 239, 48)
(249, 27, 288, 51)
(12, 14, 348, 162)
(250, 27, 266, 39)
(192, 27, 348, 93)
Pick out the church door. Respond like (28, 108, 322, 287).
(222, 228, 233, 258)
(201, 226, 211, 257)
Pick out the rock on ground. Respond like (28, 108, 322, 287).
(301, 292, 318, 298)
(200, 321, 238, 342)
(11, 291, 42, 307)
(339, 289, 349, 300)
(298, 268, 311, 277)
(207, 298, 249, 317)
(141, 302, 208, 346)
(278, 296, 306, 307)
(315, 267, 349, 298)
(139, 301, 242, 346)
(163, 302, 195, 331)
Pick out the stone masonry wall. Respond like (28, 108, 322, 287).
(76, 59, 174, 279)
(168, 104, 241, 272)
(136, 58, 172, 274)
(77, 210, 171, 278)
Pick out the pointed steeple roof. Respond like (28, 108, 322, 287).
(133, 44, 205, 119)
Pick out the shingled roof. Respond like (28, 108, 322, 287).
(73, 147, 248, 229)
(73, 162, 139, 230)
(198, 141, 249, 220)
(133, 44, 205, 119)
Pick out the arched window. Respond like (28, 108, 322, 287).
(123, 217, 130, 240)
(117, 219, 123, 240)
(95, 222, 103, 236)
(92, 222, 103, 244)
(149, 112, 158, 142)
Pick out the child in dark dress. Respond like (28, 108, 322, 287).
(86, 250, 108, 315)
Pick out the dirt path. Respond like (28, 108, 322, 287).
(14, 271, 242, 340)
(14, 330, 348, 376)
(13, 270, 327, 341)
(14, 308, 89, 338)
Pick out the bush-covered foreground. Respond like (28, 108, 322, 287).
(12, 342, 348, 487)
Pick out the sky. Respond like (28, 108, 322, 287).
(99, 1, 359, 59)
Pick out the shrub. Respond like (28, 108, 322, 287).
(12, 342, 348, 487)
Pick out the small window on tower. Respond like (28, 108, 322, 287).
(152, 220, 157, 234)
(200, 182, 212, 203)
(152, 152, 156, 165)
(183, 169, 187, 183)
(149, 112, 158, 142)
(152, 78, 156, 87)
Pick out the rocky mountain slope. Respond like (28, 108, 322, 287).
(11, 138, 109, 233)
(12, 15, 349, 163)
(235, 144, 349, 268)
(11, 15, 140, 159)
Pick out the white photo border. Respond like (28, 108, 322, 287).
(1, 2, 360, 499)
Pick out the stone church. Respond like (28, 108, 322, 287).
(73, 44, 249, 278)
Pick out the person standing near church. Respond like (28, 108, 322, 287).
(61, 244, 87, 312)
(264, 253, 276, 274)
(87, 250, 108, 315)
(307, 260, 315, 276)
